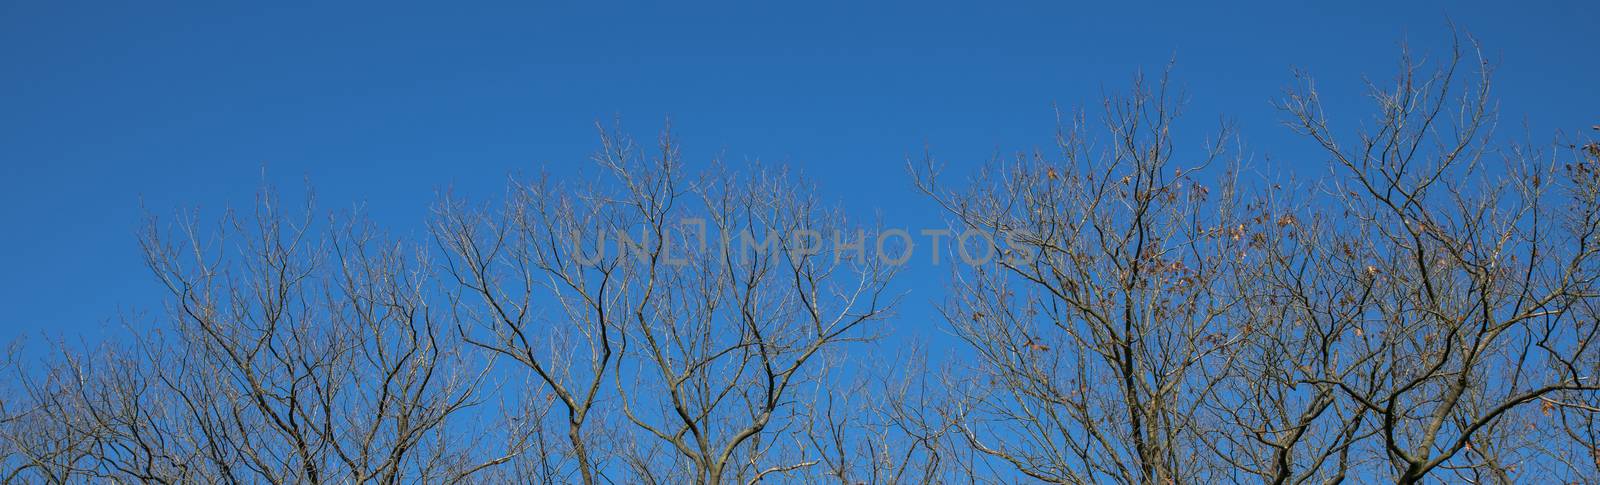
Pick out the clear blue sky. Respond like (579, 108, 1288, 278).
(1, 1, 1595, 342)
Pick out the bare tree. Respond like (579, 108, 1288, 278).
(1, 190, 505, 484)
(0, 342, 106, 483)
(436, 126, 901, 484)
(1278, 38, 1600, 483)
(914, 69, 1254, 484)
(913, 37, 1600, 484)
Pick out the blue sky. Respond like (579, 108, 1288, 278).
(1, 1, 1595, 343)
